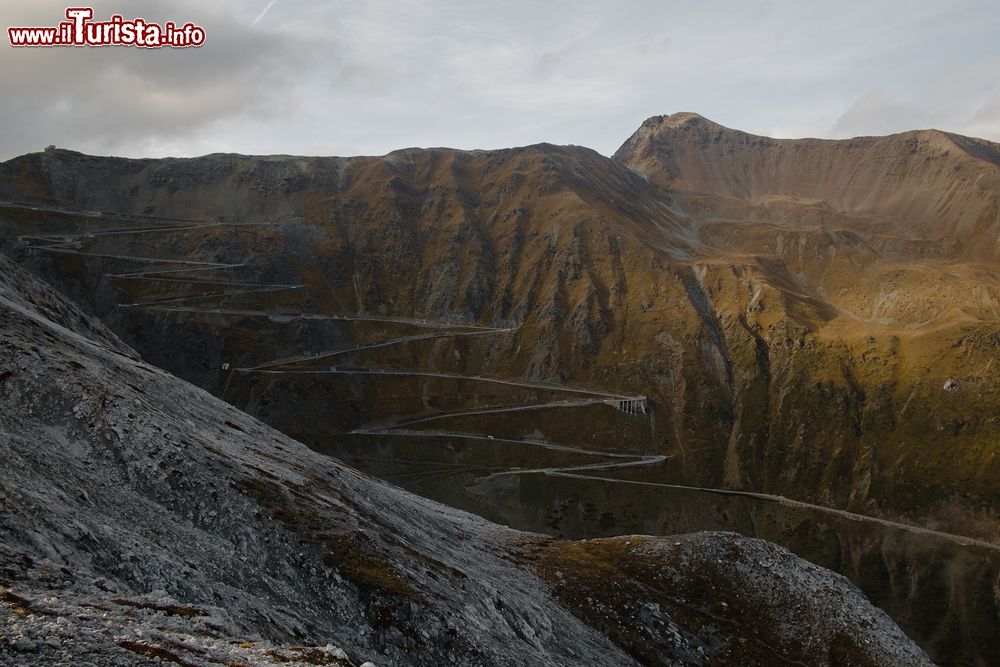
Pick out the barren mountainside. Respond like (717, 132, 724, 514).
(2, 115, 1000, 665)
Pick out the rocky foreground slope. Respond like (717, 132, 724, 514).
(0, 254, 931, 665)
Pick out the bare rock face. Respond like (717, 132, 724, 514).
(0, 251, 930, 665)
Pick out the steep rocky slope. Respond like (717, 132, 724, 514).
(0, 256, 931, 666)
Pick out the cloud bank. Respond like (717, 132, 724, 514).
(1, 0, 998, 159)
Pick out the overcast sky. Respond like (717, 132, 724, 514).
(2, 0, 999, 160)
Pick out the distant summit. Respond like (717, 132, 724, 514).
(615, 112, 1000, 255)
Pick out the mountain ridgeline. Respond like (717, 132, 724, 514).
(2, 114, 1000, 665)
(616, 112, 1000, 258)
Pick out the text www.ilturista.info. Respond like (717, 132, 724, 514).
(8, 7, 205, 48)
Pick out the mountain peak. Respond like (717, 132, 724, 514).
(641, 112, 721, 130)
(613, 113, 745, 166)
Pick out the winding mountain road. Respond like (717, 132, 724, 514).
(351, 428, 670, 482)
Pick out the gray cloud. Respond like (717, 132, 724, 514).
(1, 0, 998, 159)
(831, 92, 931, 137)
(1, 0, 300, 156)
